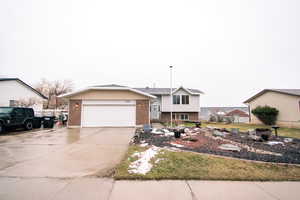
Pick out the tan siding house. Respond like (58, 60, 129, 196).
(60, 85, 155, 127)
(244, 89, 300, 128)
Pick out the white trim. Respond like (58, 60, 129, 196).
(59, 86, 156, 99)
(172, 86, 203, 95)
(67, 125, 81, 128)
(82, 100, 135, 105)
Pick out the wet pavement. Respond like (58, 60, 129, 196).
(0, 178, 299, 200)
(1, 127, 299, 200)
(0, 127, 134, 178)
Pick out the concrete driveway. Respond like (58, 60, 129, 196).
(0, 127, 134, 178)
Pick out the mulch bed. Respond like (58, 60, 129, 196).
(136, 127, 300, 164)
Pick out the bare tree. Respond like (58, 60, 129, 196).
(35, 79, 73, 109)
(17, 97, 40, 108)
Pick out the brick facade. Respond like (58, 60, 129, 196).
(136, 100, 150, 125)
(68, 100, 82, 126)
(160, 112, 199, 122)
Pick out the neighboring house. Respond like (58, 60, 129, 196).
(0, 78, 47, 111)
(200, 107, 249, 121)
(225, 109, 249, 123)
(60, 85, 203, 127)
(244, 89, 300, 128)
(135, 86, 203, 122)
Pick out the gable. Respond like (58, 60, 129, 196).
(173, 88, 190, 95)
(69, 89, 151, 100)
(0, 80, 46, 100)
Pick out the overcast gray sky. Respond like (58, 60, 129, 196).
(1, 0, 299, 106)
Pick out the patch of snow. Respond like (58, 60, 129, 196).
(170, 143, 184, 148)
(131, 151, 142, 157)
(164, 132, 174, 136)
(151, 128, 164, 135)
(184, 128, 190, 133)
(154, 158, 164, 164)
(140, 143, 149, 147)
(218, 144, 241, 152)
(162, 128, 170, 133)
(266, 141, 284, 146)
(128, 146, 161, 175)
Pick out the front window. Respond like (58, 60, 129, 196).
(173, 95, 180, 104)
(180, 114, 189, 120)
(0, 107, 13, 114)
(182, 95, 189, 104)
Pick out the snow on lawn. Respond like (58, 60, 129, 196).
(128, 146, 161, 175)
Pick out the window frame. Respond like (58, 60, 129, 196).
(181, 95, 189, 104)
(172, 95, 181, 104)
(179, 113, 189, 120)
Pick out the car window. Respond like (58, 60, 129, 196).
(0, 108, 13, 113)
(14, 108, 25, 116)
(25, 109, 34, 117)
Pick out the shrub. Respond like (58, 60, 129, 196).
(252, 106, 279, 125)
(209, 115, 217, 122)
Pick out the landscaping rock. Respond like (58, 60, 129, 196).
(218, 144, 241, 152)
(231, 128, 239, 134)
(249, 134, 261, 141)
(213, 130, 227, 137)
(182, 137, 198, 142)
(284, 138, 293, 143)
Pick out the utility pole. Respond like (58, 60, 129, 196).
(170, 66, 173, 127)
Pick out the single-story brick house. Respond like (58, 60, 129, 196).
(244, 89, 300, 128)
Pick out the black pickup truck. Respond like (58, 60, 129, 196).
(0, 107, 44, 133)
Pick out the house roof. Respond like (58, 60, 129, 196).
(244, 89, 300, 103)
(59, 85, 157, 99)
(92, 84, 127, 88)
(225, 109, 249, 117)
(0, 78, 48, 99)
(134, 87, 203, 95)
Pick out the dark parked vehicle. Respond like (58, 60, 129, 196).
(0, 107, 44, 133)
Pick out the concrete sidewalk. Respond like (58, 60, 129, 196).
(0, 178, 299, 200)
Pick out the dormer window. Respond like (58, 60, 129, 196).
(173, 95, 180, 104)
(182, 95, 189, 104)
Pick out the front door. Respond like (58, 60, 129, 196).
(150, 104, 160, 120)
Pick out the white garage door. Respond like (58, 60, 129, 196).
(81, 101, 136, 127)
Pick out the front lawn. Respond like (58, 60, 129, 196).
(114, 145, 300, 181)
(198, 122, 300, 139)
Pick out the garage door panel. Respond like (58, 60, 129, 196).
(82, 105, 136, 127)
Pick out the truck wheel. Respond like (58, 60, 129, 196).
(0, 123, 4, 133)
(24, 121, 33, 130)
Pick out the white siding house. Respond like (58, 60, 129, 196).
(135, 86, 203, 122)
(161, 89, 200, 112)
(0, 78, 47, 111)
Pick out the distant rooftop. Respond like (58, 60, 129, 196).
(92, 84, 127, 88)
(134, 87, 203, 95)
